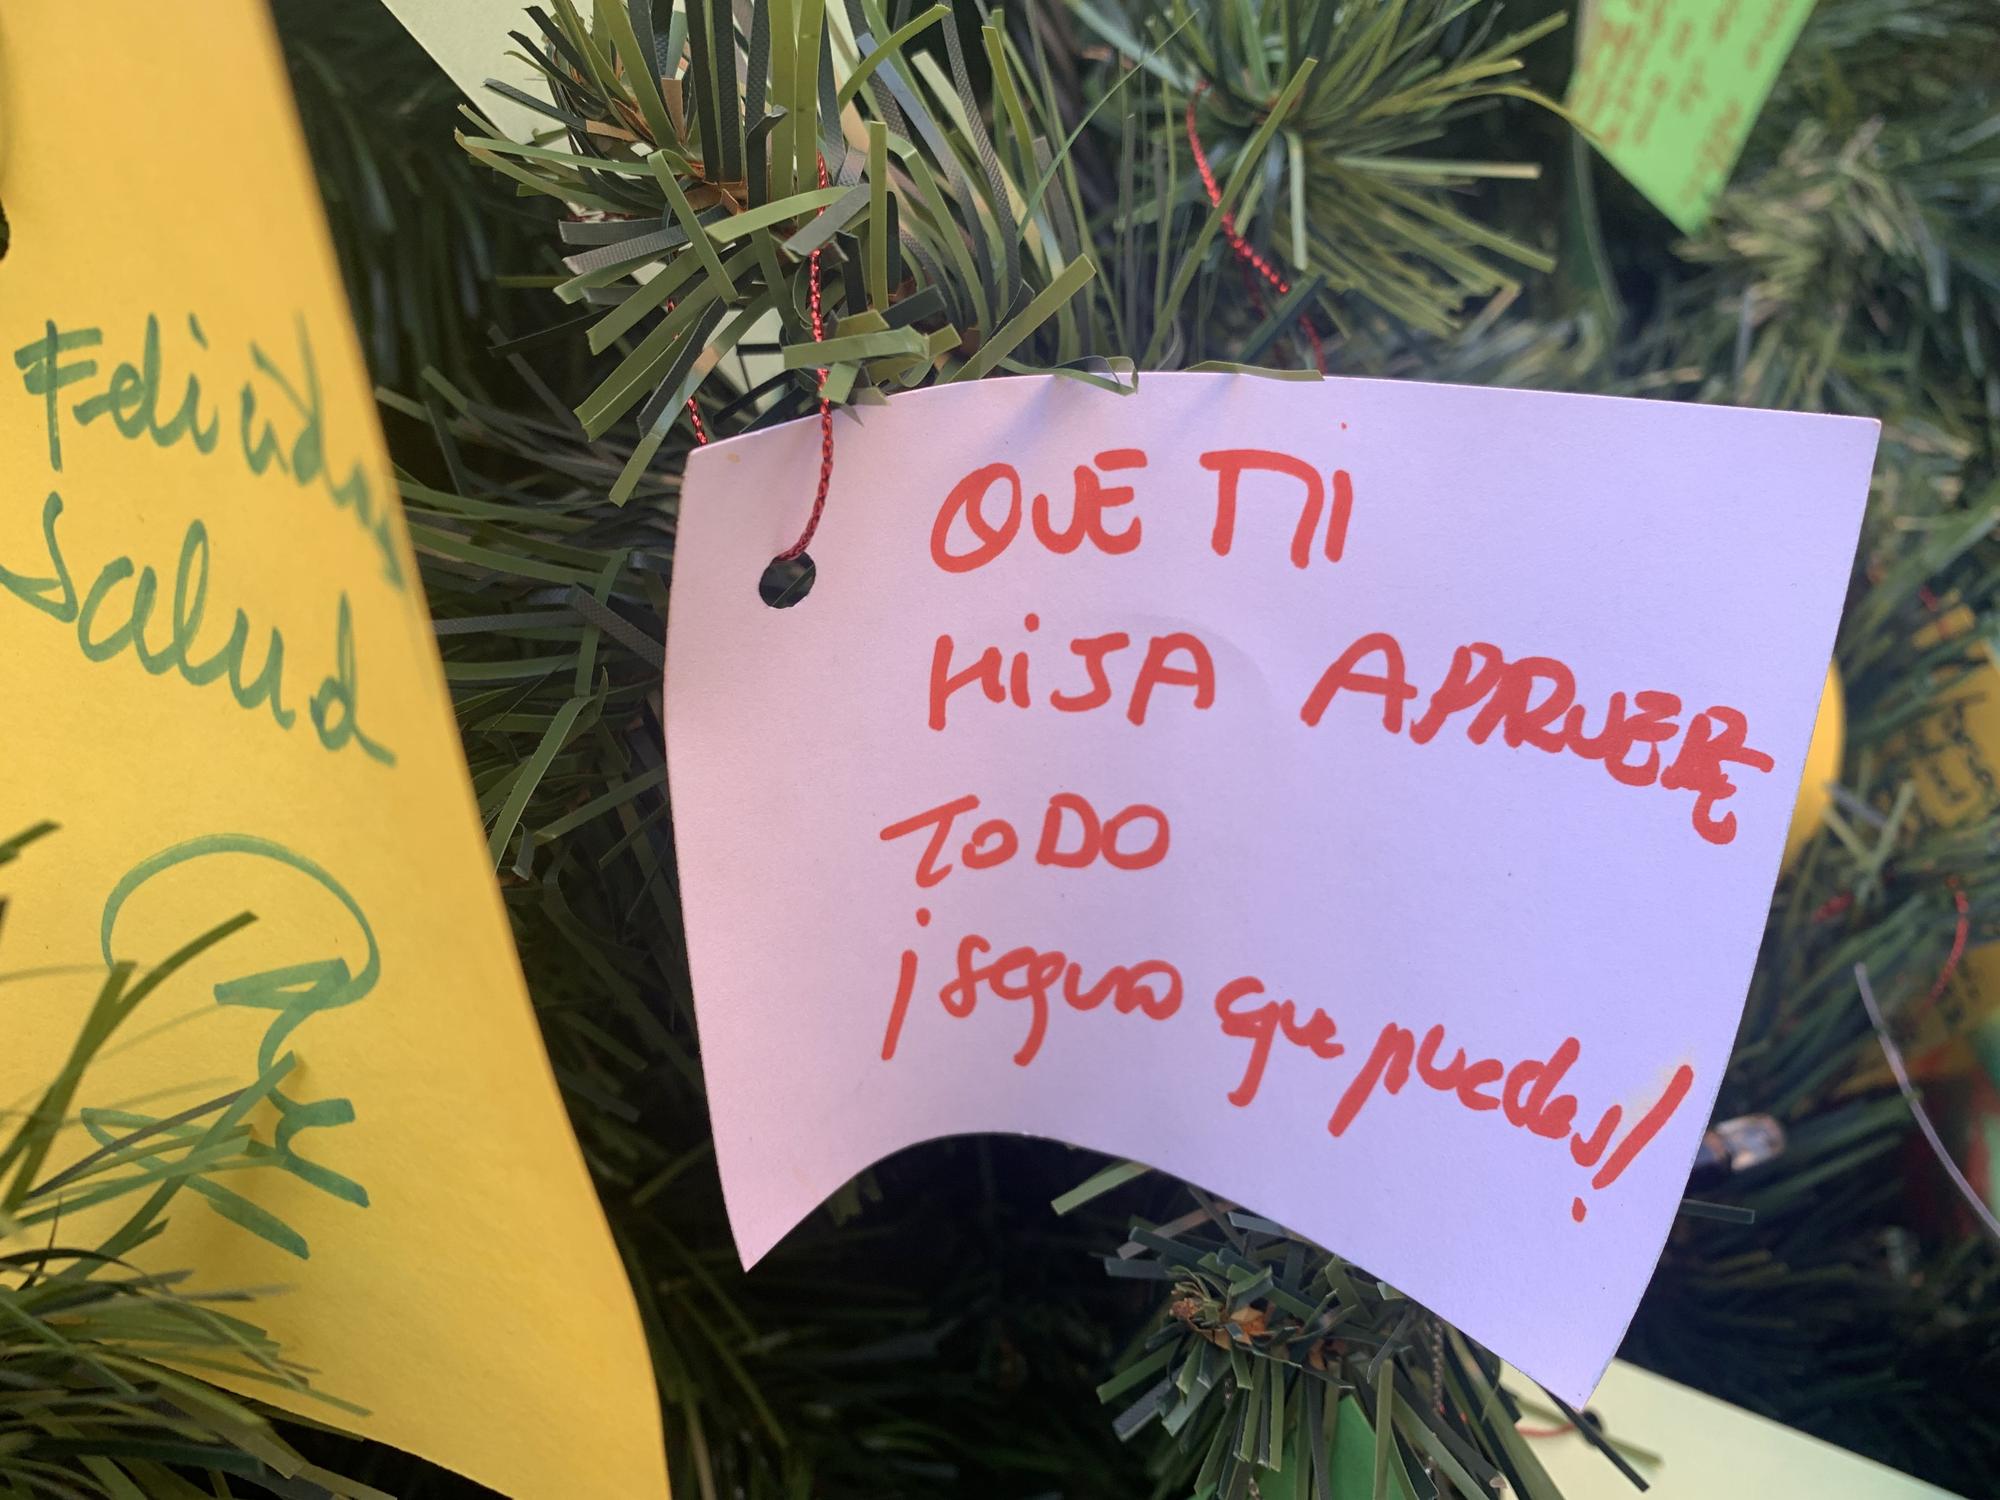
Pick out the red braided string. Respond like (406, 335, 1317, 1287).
(1927, 879, 1971, 1007)
(662, 297, 710, 445)
(775, 153, 836, 561)
(1813, 852, 1970, 1016)
(1184, 84, 1325, 374)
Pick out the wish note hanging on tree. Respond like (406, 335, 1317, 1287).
(0, 3, 664, 1496)
(667, 372, 1878, 1405)
(1568, 0, 1819, 233)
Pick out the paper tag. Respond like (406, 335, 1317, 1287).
(1891, 612, 2000, 1060)
(667, 372, 1877, 1404)
(1569, 0, 1818, 233)
(0, 5, 663, 1495)
(378, 0, 551, 145)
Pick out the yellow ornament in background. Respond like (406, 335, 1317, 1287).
(1782, 666, 1845, 872)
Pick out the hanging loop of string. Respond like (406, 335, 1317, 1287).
(774, 152, 836, 562)
(1184, 83, 1325, 375)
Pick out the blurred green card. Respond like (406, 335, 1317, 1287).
(1568, 0, 1819, 233)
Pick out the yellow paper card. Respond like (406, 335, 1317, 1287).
(0, 3, 666, 1495)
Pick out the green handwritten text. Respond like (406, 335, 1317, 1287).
(0, 491, 396, 766)
(11, 314, 403, 590)
(90, 835, 380, 1258)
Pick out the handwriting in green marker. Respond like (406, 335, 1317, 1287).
(10, 313, 404, 590)
(0, 490, 396, 766)
(12, 321, 103, 473)
(89, 835, 378, 1259)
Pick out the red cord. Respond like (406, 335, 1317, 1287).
(1927, 880, 1971, 1007)
(663, 297, 710, 445)
(1822, 882, 1966, 1017)
(1516, 1423, 1573, 1440)
(1817, 877, 1967, 1010)
(775, 153, 836, 561)
(1184, 84, 1325, 374)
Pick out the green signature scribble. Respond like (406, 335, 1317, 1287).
(91, 835, 378, 1259)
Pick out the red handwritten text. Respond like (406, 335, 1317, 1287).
(880, 791, 1171, 888)
(930, 444, 1357, 574)
(1200, 448, 1354, 568)
(880, 922, 1182, 1066)
(1214, 977, 1344, 1106)
(931, 451, 1149, 572)
(1327, 1019, 1695, 1221)
(1301, 632, 1773, 843)
(929, 615, 1216, 730)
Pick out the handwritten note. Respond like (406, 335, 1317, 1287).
(0, 4, 664, 1496)
(1569, 0, 1819, 232)
(667, 372, 1877, 1404)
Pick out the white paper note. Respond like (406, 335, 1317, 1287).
(665, 372, 1877, 1403)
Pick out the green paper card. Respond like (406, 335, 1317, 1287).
(1568, 0, 1819, 233)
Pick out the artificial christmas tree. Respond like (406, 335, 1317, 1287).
(3, 0, 1996, 1493)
